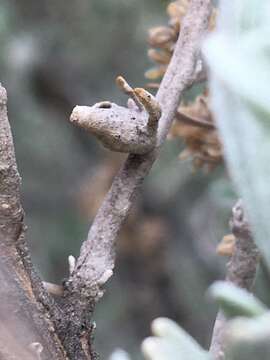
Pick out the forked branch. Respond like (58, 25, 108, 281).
(68, 0, 212, 297)
(60, 1, 213, 357)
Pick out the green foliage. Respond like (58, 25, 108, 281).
(208, 281, 267, 318)
(203, 0, 270, 269)
(225, 313, 270, 360)
(109, 349, 132, 360)
(141, 318, 211, 360)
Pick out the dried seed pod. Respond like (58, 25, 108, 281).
(146, 1, 217, 80)
(70, 78, 161, 154)
(170, 95, 223, 170)
(147, 49, 171, 65)
(148, 26, 176, 48)
(145, 66, 167, 81)
(146, 1, 217, 82)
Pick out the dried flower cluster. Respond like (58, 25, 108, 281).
(146, 0, 216, 84)
(170, 95, 222, 170)
(146, 0, 221, 170)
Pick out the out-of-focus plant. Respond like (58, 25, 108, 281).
(112, 284, 270, 360)
(141, 318, 211, 360)
(210, 282, 270, 360)
(204, 0, 270, 268)
(109, 349, 132, 360)
(112, 0, 270, 359)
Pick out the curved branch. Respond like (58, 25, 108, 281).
(62, 1, 213, 356)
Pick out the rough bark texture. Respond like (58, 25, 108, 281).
(209, 200, 260, 360)
(70, 86, 161, 155)
(0, 85, 66, 359)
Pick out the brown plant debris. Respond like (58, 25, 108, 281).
(170, 95, 223, 170)
(146, 0, 217, 84)
(217, 234, 236, 257)
(146, 1, 220, 170)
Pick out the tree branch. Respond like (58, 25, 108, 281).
(70, 0, 212, 296)
(209, 200, 260, 360)
(62, 0, 213, 357)
(0, 85, 66, 359)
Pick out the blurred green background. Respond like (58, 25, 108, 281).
(0, 1, 241, 358)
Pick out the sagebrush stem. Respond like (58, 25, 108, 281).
(69, 0, 212, 297)
(209, 200, 259, 360)
(62, 1, 213, 358)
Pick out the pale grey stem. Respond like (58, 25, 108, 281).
(70, 0, 213, 297)
(209, 200, 260, 360)
(56, 1, 214, 357)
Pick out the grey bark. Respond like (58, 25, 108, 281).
(209, 200, 260, 360)
(0, 85, 66, 359)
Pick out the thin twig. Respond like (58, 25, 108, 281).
(175, 111, 215, 129)
(69, 0, 212, 295)
(116, 76, 144, 111)
(134, 87, 162, 128)
(61, 0, 213, 356)
(209, 200, 260, 360)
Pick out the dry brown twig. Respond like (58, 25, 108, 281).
(0, 0, 213, 358)
(209, 200, 260, 360)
